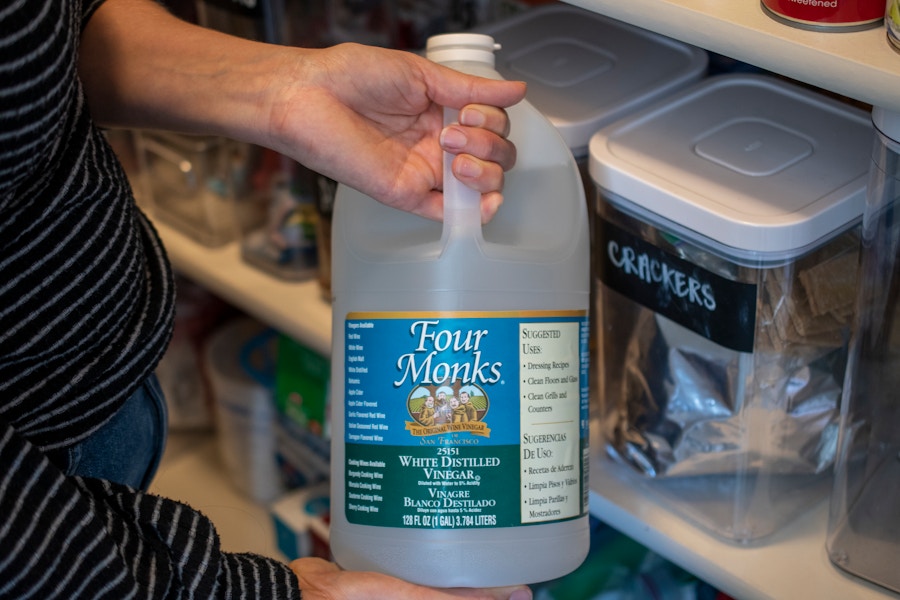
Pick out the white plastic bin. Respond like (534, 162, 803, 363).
(205, 318, 283, 503)
(590, 74, 874, 543)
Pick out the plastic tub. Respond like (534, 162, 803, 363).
(826, 108, 900, 591)
(478, 3, 708, 160)
(478, 3, 708, 408)
(136, 131, 245, 247)
(205, 318, 283, 502)
(590, 74, 874, 543)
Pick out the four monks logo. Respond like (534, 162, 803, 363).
(405, 381, 491, 437)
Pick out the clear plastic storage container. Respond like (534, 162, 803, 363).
(827, 108, 900, 592)
(136, 131, 250, 247)
(241, 160, 320, 281)
(477, 2, 708, 403)
(478, 2, 708, 161)
(590, 74, 874, 543)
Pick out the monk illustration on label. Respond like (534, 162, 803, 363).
(407, 382, 491, 437)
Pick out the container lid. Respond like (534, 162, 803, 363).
(477, 3, 707, 156)
(589, 74, 874, 261)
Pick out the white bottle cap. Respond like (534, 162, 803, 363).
(426, 33, 500, 66)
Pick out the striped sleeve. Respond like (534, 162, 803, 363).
(0, 421, 302, 600)
(1, 0, 177, 451)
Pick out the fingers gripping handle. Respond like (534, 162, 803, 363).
(427, 33, 500, 245)
(442, 108, 483, 238)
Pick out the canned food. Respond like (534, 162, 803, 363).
(889, 0, 900, 53)
(761, 0, 884, 31)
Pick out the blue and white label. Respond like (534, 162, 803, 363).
(343, 310, 589, 528)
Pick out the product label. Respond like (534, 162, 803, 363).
(597, 218, 757, 353)
(762, 0, 884, 26)
(342, 311, 589, 529)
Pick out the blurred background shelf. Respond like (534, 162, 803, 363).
(148, 3, 900, 597)
(154, 220, 331, 357)
(588, 450, 895, 600)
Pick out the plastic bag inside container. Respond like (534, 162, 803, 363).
(598, 205, 859, 480)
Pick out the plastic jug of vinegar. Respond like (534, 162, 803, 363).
(329, 33, 591, 587)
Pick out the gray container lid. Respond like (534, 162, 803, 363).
(589, 74, 874, 262)
(478, 3, 707, 156)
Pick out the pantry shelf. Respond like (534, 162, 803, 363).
(588, 449, 897, 600)
(562, 0, 900, 113)
(157, 221, 899, 600)
(552, 3, 898, 597)
(154, 220, 332, 357)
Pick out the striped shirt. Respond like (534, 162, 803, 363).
(0, 1, 301, 597)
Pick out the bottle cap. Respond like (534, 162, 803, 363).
(426, 33, 500, 66)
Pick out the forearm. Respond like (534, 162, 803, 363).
(77, 0, 527, 215)
(77, 0, 301, 148)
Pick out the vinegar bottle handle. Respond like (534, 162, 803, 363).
(442, 108, 483, 241)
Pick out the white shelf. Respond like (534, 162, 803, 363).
(155, 220, 332, 357)
(562, 0, 900, 112)
(589, 452, 896, 600)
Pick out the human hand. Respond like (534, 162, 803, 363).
(289, 557, 533, 600)
(264, 43, 527, 222)
(79, 4, 523, 222)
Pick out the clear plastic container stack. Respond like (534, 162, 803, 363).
(478, 3, 708, 164)
(136, 131, 252, 247)
(827, 108, 900, 592)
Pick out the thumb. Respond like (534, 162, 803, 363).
(426, 62, 527, 110)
